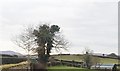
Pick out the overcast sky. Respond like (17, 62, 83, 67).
(0, 0, 119, 55)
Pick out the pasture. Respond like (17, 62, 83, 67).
(52, 55, 119, 64)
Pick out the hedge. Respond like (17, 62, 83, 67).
(1, 57, 27, 64)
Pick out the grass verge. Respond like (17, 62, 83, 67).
(0, 61, 28, 70)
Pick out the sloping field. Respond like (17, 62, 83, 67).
(53, 55, 119, 64)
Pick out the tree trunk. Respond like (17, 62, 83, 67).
(31, 46, 47, 71)
(30, 62, 47, 71)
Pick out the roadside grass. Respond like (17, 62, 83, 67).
(0, 61, 28, 69)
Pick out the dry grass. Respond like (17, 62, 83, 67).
(0, 61, 28, 70)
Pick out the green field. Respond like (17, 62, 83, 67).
(53, 55, 119, 64)
(99, 57, 119, 64)
(53, 55, 83, 61)
(48, 66, 98, 71)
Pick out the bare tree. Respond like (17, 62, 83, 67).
(82, 48, 94, 69)
(82, 48, 101, 69)
(13, 26, 36, 70)
(52, 34, 69, 52)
